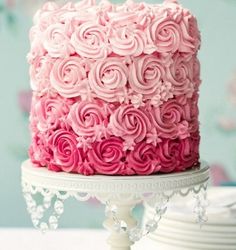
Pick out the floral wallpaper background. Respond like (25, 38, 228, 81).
(0, 0, 236, 227)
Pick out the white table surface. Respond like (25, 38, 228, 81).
(0, 229, 158, 250)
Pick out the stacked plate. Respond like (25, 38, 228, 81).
(144, 188, 236, 250)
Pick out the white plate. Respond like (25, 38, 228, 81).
(149, 235, 236, 250)
(150, 227, 236, 244)
(145, 212, 236, 233)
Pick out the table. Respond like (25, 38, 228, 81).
(0, 229, 158, 250)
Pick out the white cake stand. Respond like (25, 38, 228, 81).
(21, 159, 210, 250)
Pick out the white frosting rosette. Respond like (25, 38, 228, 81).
(88, 57, 128, 102)
(50, 56, 88, 98)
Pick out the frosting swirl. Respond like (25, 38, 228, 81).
(109, 26, 146, 56)
(127, 142, 160, 175)
(67, 100, 108, 140)
(29, 131, 52, 167)
(152, 98, 190, 139)
(167, 53, 194, 96)
(109, 105, 151, 149)
(129, 55, 167, 98)
(43, 23, 74, 58)
(88, 137, 127, 175)
(88, 57, 128, 102)
(48, 129, 83, 173)
(34, 95, 70, 132)
(71, 21, 110, 59)
(50, 56, 88, 98)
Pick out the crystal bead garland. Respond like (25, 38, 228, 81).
(193, 185, 209, 226)
(23, 189, 64, 233)
(106, 196, 169, 242)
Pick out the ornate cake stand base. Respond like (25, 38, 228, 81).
(21, 160, 209, 250)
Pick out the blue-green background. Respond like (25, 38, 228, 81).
(0, 0, 236, 227)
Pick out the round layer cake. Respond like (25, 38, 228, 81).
(28, 0, 201, 176)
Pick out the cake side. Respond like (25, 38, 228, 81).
(28, 0, 201, 176)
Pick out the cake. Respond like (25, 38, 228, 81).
(28, 0, 201, 176)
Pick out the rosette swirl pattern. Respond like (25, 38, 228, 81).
(167, 54, 194, 96)
(129, 55, 167, 98)
(88, 57, 128, 102)
(48, 129, 83, 173)
(158, 135, 199, 173)
(67, 100, 107, 140)
(50, 56, 88, 98)
(71, 22, 110, 59)
(43, 23, 74, 58)
(152, 99, 190, 139)
(88, 137, 127, 175)
(34, 95, 70, 132)
(127, 142, 160, 175)
(109, 105, 151, 148)
(109, 26, 146, 56)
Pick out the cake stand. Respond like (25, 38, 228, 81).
(21, 159, 210, 250)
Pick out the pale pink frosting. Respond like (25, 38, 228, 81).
(167, 53, 194, 97)
(43, 23, 75, 58)
(33, 95, 71, 132)
(129, 54, 168, 98)
(87, 137, 129, 175)
(109, 105, 152, 149)
(145, 2, 200, 54)
(109, 26, 146, 56)
(88, 57, 128, 102)
(127, 142, 160, 175)
(50, 56, 88, 98)
(29, 55, 54, 93)
(71, 22, 110, 59)
(67, 100, 108, 141)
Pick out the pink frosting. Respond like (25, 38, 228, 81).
(88, 57, 128, 102)
(29, 55, 54, 93)
(28, 0, 201, 176)
(158, 136, 199, 173)
(67, 100, 108, 141)
(33, 94, 71, 132)
(43, 23, 75, 58)
(87, 137, 129, 175)
(151, 98, 192, 139)
(109, 26, 146, 56)
(109, 105, 152, 149)
(167, 53, 195, 97)
(48, 129, 83, 173)
(127, 142, 160, 175)
(129, 55, 166, 97)
(29, 131, 52, 167)
(50, 56, 88, 98)
(145, 2, 200, 54)
(71, 21, 110, 59)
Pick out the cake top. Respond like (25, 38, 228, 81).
(29, 0, 200, 60)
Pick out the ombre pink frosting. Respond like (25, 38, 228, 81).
(28, 0, 201, 176)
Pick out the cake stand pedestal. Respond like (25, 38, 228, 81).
(21, 159, 210, 250)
